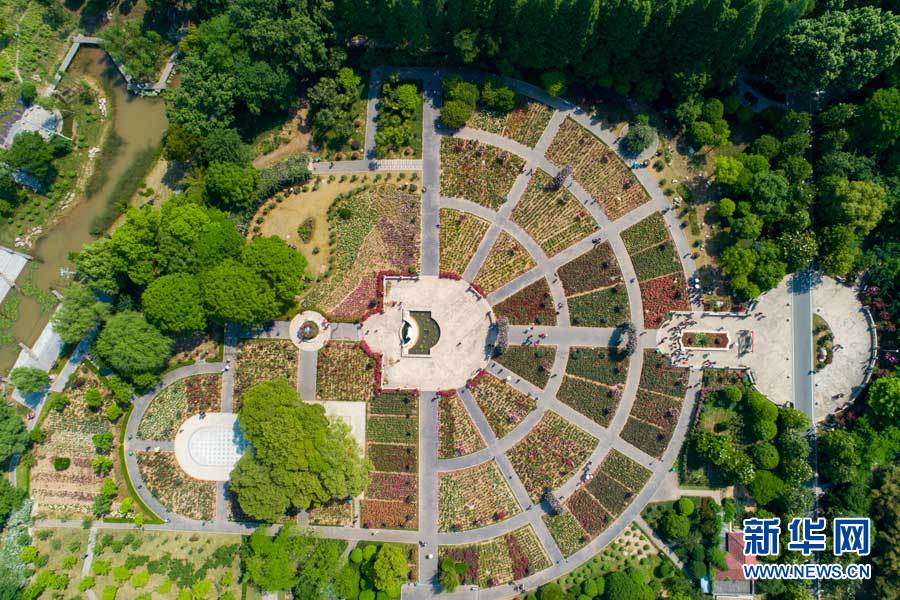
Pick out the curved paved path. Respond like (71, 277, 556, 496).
(115, 67, 704, 600)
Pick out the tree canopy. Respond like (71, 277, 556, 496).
(51, 283, 109, 344)
(94, 311, 172, 378)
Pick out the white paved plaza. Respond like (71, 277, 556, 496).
(174, 413, 247, 481)
(361, 276, 494, 390)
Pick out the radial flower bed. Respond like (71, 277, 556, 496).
(137, 374, 222, 440)
(494, 345, 556, 389)
(621, 213, 669, 254)
(586, 471, 636, 516)
(512, 170, 596, 256)
(620, 417, 671, 459)
(546, 118, 649, 220)
(568, 285, 630, 327)
(474, 232, 536, 293)
(507, 411, 597, 501)
(556, 376, 619, 427)
(600, 449, 652, 491)
(470, 374, 537, 439)
(492, 278, 557, 326)
(439, 208, 490, 275)
(566, 346, 628, 386)
(234, 340, 298, 408)
(502, 101, 554, 148)
(440, 525, 550, 588)
(137, 452, 215, 521)
(438, 393, 486, 458)
(566, 488, 611, 537)
(360, 498, 418, 530)
(543, 512, 589, 557)
(558, 242, 623, 296)
(630, 240, 682, 282)
(440, 138, 525, 210)
(641, 272, 690, 328)
(630, 389, 682, 430)
(640, 350, 689, 396)
(438, 461, 520, 532)
(316, 341, 376, 401)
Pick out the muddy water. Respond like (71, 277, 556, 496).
(3, 47, 168, 372)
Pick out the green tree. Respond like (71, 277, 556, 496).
(201, 260, 278, 326)
(0, 402, 27, 464)
(229, 379, 370, 521)
(108, 206, 161, 287)
(242, 236, 307, 311)
(677, 497, 695, 516)
(240, 524, 301, 591)
(92, 432, 114, 454)
(541, 71, 566, 97)
(94, 311, 172, 378)
(750, 470, 784, 505)
(19, 81, 36, 104)
(6, 132, 55, 186)
(854, 87, 900, 154)
(868, 376, 900, 423)
(622, 123, 656, 156)
(372, 544, 409, 597)
(439, 100, 473, 130)
(203, 162, 260, 211)
(818, 225, 859, 276)
(202, 127, 250, 165)
(820, 176, 887, 235)
(688, 120, 716, 149)
(751, 442, 780, 470)
(481, 79, 516, 113)
(662, 511, 690, 540)
(0, 477, 25, 525)
(141, 273, 206, 333)
(720, 245, 759, 299)
(603, 571, 653, 600)
(75, 239, 120, 296)
(51, 283, 109, 344)
(10, 366, 48, 394)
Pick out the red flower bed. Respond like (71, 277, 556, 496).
(367, 472, 418, 502)
(440, 271, 462, 280)
(360, 499, 418, 530)
(566, 488, 610, 536)
(332, 275, 379, 320)
(466, 369, 487, 390)
(505, 533, 531, 579)
(558, 242, 623, 296)
(631, 389, 681, 430)
(640, 272, 690, 328)
(493, 279, 558, 326)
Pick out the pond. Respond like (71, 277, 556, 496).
(0, 47, 168, 373)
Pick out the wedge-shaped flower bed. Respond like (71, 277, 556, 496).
(368, 415, 418, 444)
(439, 461, 520, 532)
(439, 393, 486, 458)
(566, 346, 628, 386)
(512, 170, 597, 256)
(475, 232, 536, 293)
(631, 388, 682, 430)
(630, 240, 681, 282)
(558, 242, 623, 296)
(360, 498, 418, 530)
(494, 345, 556, 389)
(370, 392, 418, 416)
(368, 443, 418, 473)
(586, 471, 636, 516)
(234, 339, 297, 409)
(439, 208, 490, 275)
(621, 213, 669, 254)
(507, 411, 597, 501)
(317, 341, 375, 401)
(367, 472, 418, 502)
(468, 100, 553, 148)
(546, 118, 649, 220)
(620, 418, 671, 459)
(640, 272, 690, 328)
(566, 488, 611, 537)
(492, 278, 557, 326)
(600, 449, 652, 491)
(556, 376, 619, 427)
(441, 138, 525, 210)
(640, 350, 689, 397)
(137, 452, 215, 521)
(543, 512, 589, 557)
(440, 525, 551, 588)
(568, 285, 630, 327)
(138, 373, 221, 440)
(470, 374, 536, 439)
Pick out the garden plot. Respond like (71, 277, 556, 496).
(85, 530, 242, 599)
(558, 242, 623, 296)
(308, 501, 354, 526)
(640, 272, 691, 328)
(494, 345, 556, 389)
(619, 418, 672, 459)
(233, 340, 297, 408)
(512, 170, 597, 256)
(440, 525, 551, 588)
(556, 376, 620, 427)
(439, 461, 521, 532)
(507, 411, 597, 501)
(568, 285, 630, 327)
(566, 346, 628, 386)
(630, 388, 682, 430)
(586, 472, 636, 516)
(600, 449, 652, 490)
(138, 374, 221, 440)
(543, 511, 589, 556)
(578, 448, 652, 519)
(546, 118, 649, 220)
(470, 374, 537, 439)
(439, 393, 486, 458)
(363, 393, 418, 530)
(468, 100, 553, 148)
(439, 208, 490, 275)
(317, 341, 376, 401)
(30, 364, 124, 518)
(30, 528, 90, 597)
(630, 241, 681, 282)
(621, 213, 669, 254)
(640, 350, 689, 397)
(136, 452, 216, 521)
(566, 488, 612, 537)
(440, 138, 525, 210)
(303, 184, 420, 319)
(621, 384, 683, 459)
(492, 278, 557, 326)
(474, 232, 536, 293)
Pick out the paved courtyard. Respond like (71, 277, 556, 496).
(361, 276, 494, 390)
(174, 413, 246, 481)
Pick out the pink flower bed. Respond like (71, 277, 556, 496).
(640, 272, 690, 328)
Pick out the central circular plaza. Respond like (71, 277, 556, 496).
(361, 275, 494, 390)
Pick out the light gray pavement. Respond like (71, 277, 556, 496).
(310, 159, 423, 174)
(421, 76, 442, 277)
(80, 527, 99, 600)
(331, 322, 361, 342)
(418, 391, 440, 591)
(300, 351, 317, 401)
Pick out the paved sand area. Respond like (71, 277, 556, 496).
(361, 276, 493, 390)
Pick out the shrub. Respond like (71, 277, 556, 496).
(440, 100, 474, 129)
(623, 123, 657, 156)
(52, 457, 70, 471)
(78, 577, 95, 592)
(541, 71, 567, 97)
(10, 366, 49, 394)
(677, 497, 695, 516)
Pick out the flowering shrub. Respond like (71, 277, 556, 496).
(360, 499, 417, 530)
(234, 340, 297, 408)
(630, 241, 682, 282)
(494, 346, 556, 389)
(543, 513, 588, 556)
(568, 285, 630, 327)
(317, 342, 375, 401)
(367, 473, 417, 502)
(566, 346, 628, 386)
(621, 213, 669, 254)
(137, 452, 215, 520)
(566, 489, 610, 536)
(620, 417, 671, 459)
(137, 374, 221, 440)
(639, 350, 689, 396)
(440, 138, 524, 210)
(556, 375, 620, 427)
